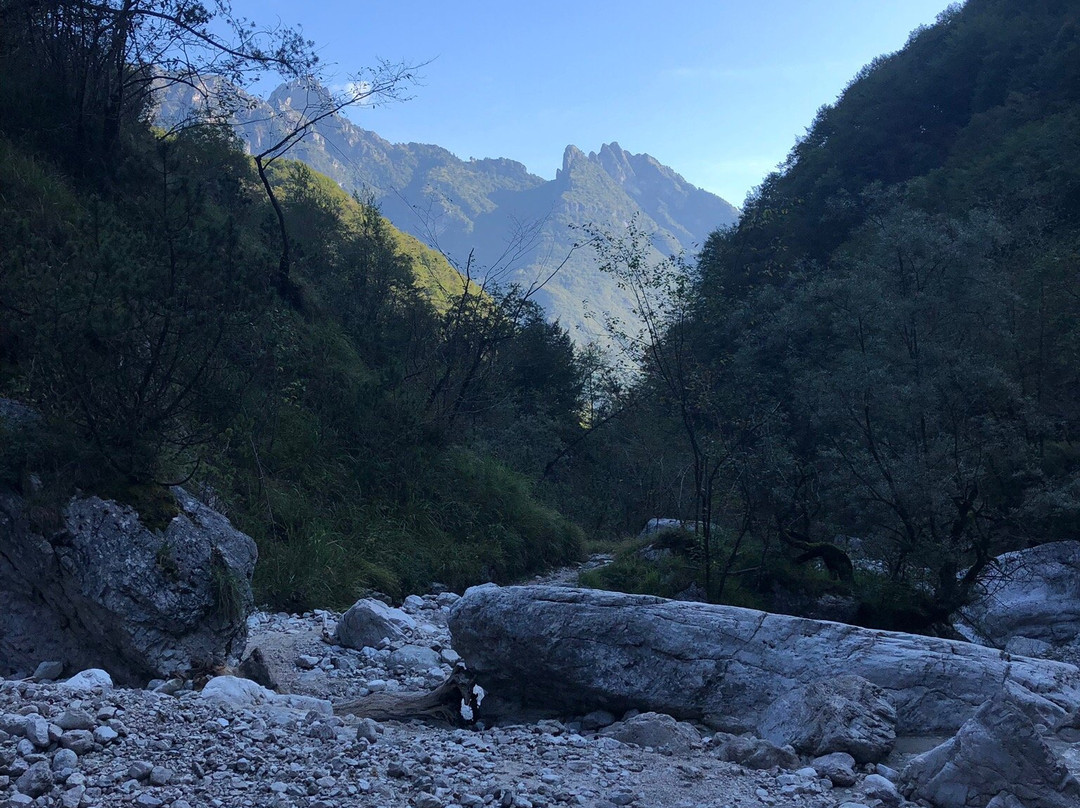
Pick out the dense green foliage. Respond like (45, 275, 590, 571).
(0, 1, 587, 610)
(582, 0, 1080, 632)
(5, 0, 1078, 635)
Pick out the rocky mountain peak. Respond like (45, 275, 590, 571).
(154, 81, 740, 343)
(593, 142, 633, 183)
(558, 144, 588, 179)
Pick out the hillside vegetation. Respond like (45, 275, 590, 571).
(583, 0, 1080, 632)
(156, 80, 740, 344)
(4, 0, 1078, 636)
(0, 1, 587, 610)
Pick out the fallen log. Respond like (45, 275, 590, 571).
(333, 664, 477, 726)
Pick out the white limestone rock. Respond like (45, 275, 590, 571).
(335, 599, 416, 651)
(199, 675, 331, 717)
(449, 585, 1080, 734)
(57, 669, 113, 693)
(958, 541, 1080, 650)
(0, 485, 256, 684)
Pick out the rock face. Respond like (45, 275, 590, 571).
(958, 541, 1080, 651)
(758, 675, 897, 763)
(0, 486, 256, 684)
(448, 585, 1080, 734)
(900, 695, 1080, 808)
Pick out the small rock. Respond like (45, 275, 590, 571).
(296, 655, 320, 670)
(127, 761, 153, 781)
(713, 732, 799, 770)
(356, 718, 380, 743)
(55, 709, 95, 732)
(58, 669, 113, 692)
(93, 725, 118, 744)
(15, 761, 53, 798)
(601, 712, 701, 754)
(152, 678, 186, 696)
(415, 792, 441, 808)
(875, 763, 899, 781)
(862, 773, 901, 806)
(31, 661, 64, 681)
(811, 752, 857, 787)
(23, 715, 50, 749)
(387, 645, 441, 673)
(581, 710, 617, 731)
(51, 748, 78, 772)
(59, 730, 95, 754)
(336, 599, 415, 650)
(239, 647, 279, 690)
(0, 713, 28, 736)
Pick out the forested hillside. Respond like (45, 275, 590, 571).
(584, 0, 1080, 631)
(4, 0, 1077, 635)
(0, 0, 588, 610)
(157, 80, 740, 343)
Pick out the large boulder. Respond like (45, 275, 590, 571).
(900, 695, 1080, 808)
(957, 541, 1080, 651)
(335, 599, 416, 650)
(448, 585, 1080, 734)
(758, 675, 896, 763)
(0, 485, 256, 684)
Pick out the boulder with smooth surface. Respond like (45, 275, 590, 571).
(600, 712, 702, 754)
(957, 541, 1080, 650)
(449, 585, 1080, 733)
(200, 675, 332, 717)
(335, 599, 416, 650)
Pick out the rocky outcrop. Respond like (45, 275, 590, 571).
(758, 675, 897, 763)
(0, 486, 256, 684)
(900, 695, 1080, 808)
(448, 585, 1080, 734)
(957, 541, 1080, 652)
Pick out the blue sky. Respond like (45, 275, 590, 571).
(229, 0, 956, 205)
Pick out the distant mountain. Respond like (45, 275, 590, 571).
(156, 82, 739, 343)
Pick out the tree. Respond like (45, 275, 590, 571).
(2, 124, 271, 483)
(0, 1, 314, 161)
(589, 217, 777, 599)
